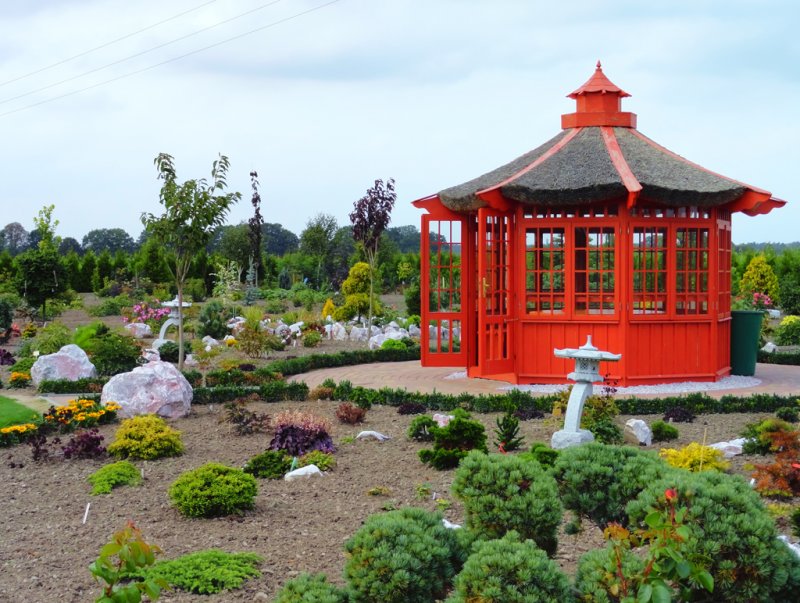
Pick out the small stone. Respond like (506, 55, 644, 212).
(550, 429, 595, 450)
(356, 431, 390, 442)
(624, 419, 653, 446)
(284, 465, 323, 481)
(253, 593, 269, 602)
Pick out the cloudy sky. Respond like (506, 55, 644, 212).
(1, 0, 797, 244)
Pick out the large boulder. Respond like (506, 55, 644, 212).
(31, 344, 97, 387)
(101, 361, 192, 419)
(124, 322, 152, 339)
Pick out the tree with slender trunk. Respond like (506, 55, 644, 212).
(141, 153, 241, 370)
(349, 178, 396, 334)
(248, 171, 264, 286)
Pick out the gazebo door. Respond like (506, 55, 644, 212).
(477, 208, 515, 377)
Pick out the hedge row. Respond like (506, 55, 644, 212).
(38, 377, 109, 394)
(192, 381, 310, 405)
(758, 350, 800, 365)
(258, 346, 420, 378)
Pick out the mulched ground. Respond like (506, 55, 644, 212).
(0, 399, 784, 603)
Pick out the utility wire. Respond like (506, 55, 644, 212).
(0, 0, 220, 89)
(0, 0, 284, 106)
(0, 0, 341, 119)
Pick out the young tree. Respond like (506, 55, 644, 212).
(248, 171, 264, 285)
(349, 178, 396, 330)
(141, 153, 241, 369)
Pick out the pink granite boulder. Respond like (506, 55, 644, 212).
(100, 360, 192, 419)
(31, 344, 97, 387)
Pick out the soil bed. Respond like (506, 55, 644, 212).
(0, 400, 783, 602)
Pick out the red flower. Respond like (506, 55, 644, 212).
(664, 488, 677, 501)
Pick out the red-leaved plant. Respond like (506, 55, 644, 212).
(269, 410, 334, 456)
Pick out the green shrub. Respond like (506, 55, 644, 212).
(451, 451, 562, 556)
(88, 460, 142, 495)
(9, 356, 35, 374)
(419, 409, 487, 470)
(380, 338, 405, 351)
(792, 506, 800, 540)
(650, 420, 679, 442)
(169, 463, 257, 518)
(776, 406, 799, 423)
(243, 450, 292, 479)
(517, 442, 559, 469)
(108, 415, 184, 460)
(274, 573, 350, 602)
(20, 321, 71, 356)
(157, 341, 179, 363)
(197, 300, 229, 339)
(493, 409, 524, 451)
(302, 330, 322, 348)
(575, 546, 646, 603)
(552, 443, 672, 527)
(742, 418, 794, 454)
(659, 442, 730, 472)
(87, 294, 132, 317)
(344, 507, 463, 603)
(134, 550, 261, 594)
(407, 415, 438, 441)
(0, 296, 16, 340)
(775, 315, 800, 345)
(446, 531, 572, 603)
(627, 471, 800, 602)
(91, 333, 141, 376)
(298, 450, 335, 471)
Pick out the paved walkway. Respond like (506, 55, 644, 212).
(290, 361, 800, 399)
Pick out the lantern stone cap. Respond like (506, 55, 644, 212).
(161, 297, 192, 308)
(554, 335, 621, 362)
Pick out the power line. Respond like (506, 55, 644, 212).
(0, 0, 220, 89)
(0, 0, 285, 106)
(0, 0, 341, 119)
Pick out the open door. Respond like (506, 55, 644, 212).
(476, 207, 515, 378)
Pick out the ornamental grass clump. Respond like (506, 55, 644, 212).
(108, 414, 184, 460)
(88, 460, 142, 495)
(269, 410, 334, 456)
(626, 470, 800, 602)
(659, 442, 730, 473)
(552, 443, 672, 527)
(344, 507, 463, 603)
(445, 531, 573, 603)
(274, 572, 350, 603)
(169, 463, 257, 518)
(451, 451, 562, 556)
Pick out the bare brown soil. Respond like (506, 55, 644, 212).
(0, 400, 780, 603)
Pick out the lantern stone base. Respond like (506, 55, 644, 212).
(551, 429, 595, 450)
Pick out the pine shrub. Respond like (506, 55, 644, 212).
(650, 420, 679, 442)
(574, 547, 646, 603)
(451, 451, 562, 556)
(552, 443, 672, 527)
(493, 410, 524, 451)
(407, 415, 438, 441)
(517, 442, 559, 469)
(418, 409, 487, 470)
(445, 532, 572, 603)
(243, 450, 292, 479)
(626, 471, 800, 602)
(344, 507, 463, 603)
(108, 415, 184, 460)
(134, 550, 262, 594)
(776, 406, 799, 423)
(198, 300, 229, 340)
(88, 460, 142, 495)
(274, 573, 350, 603)
(169, 463, 257, 518)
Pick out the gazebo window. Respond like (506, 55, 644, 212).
(675, 227, 709, 315)
(717, 212, 732, 315)
(524, 227, 565, 314)
(574, 227, 615, 314)
(427, 220, 462, 355)
(632, 227, 667, 314)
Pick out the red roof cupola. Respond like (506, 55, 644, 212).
(561, 61, 637, 129)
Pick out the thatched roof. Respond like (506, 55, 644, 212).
(429, 65, 784, 216)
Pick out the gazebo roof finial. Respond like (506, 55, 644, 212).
(562, 61, 636, 128)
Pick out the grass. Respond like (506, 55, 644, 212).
(0, 395, 41, 428)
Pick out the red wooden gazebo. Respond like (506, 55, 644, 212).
(413, 63, 786, 386)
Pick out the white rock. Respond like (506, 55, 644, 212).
(284, 465, 323, 481)
(408, 324, 421, 337)
(142, 348, 160, 362)
(370, 325, 381, 337)
(31, 344, 97, 387)
(356, 430, 391, 442)
(388, 321, 400, 329)
(332, 323, 348, 341)
(289, 321, 304, 334)
(124, 322, 152, 339)
(708, 437, 747, 458)
(761, 342, 777, 353)
(368, 334, 387, 350)
(778, 535, 800, 559)
(350, 326, 368, 342)
(223, 334, 237, 343)
(625, 419, 653, 446)
(201, 335, 220, 347)
(442, 519, 462, 530)
(101, 360, 193, 419)
(274, 324, 291, 338)
(550, 429, 595, 450)
(768, 309, 782, 320)
(432, 413, 454, 428)
(183, 354, 197, 367)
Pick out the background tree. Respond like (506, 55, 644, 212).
(300, 213, 338, 288)
(385, 224, 421, 253)
(349, 178, 396, 329)
(1, 222, 30, 255)
(82, 228, 137, 254)
(248, 171, 264, 285)
(739, 254, 780, 304)
(58, 237, 83, 255)
(13, 205, 66, 319)
(141, 153, 241, 369)
(216, 224, 251, 272)
(261, 222, 299, 256)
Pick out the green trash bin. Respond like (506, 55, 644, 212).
(730, 310, 764, 376)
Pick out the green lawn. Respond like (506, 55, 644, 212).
(0, 395, 41, 428)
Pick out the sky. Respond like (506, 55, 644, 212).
(0, 0, 798, 244)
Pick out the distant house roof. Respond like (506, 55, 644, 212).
(431, 64, 785, 217)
